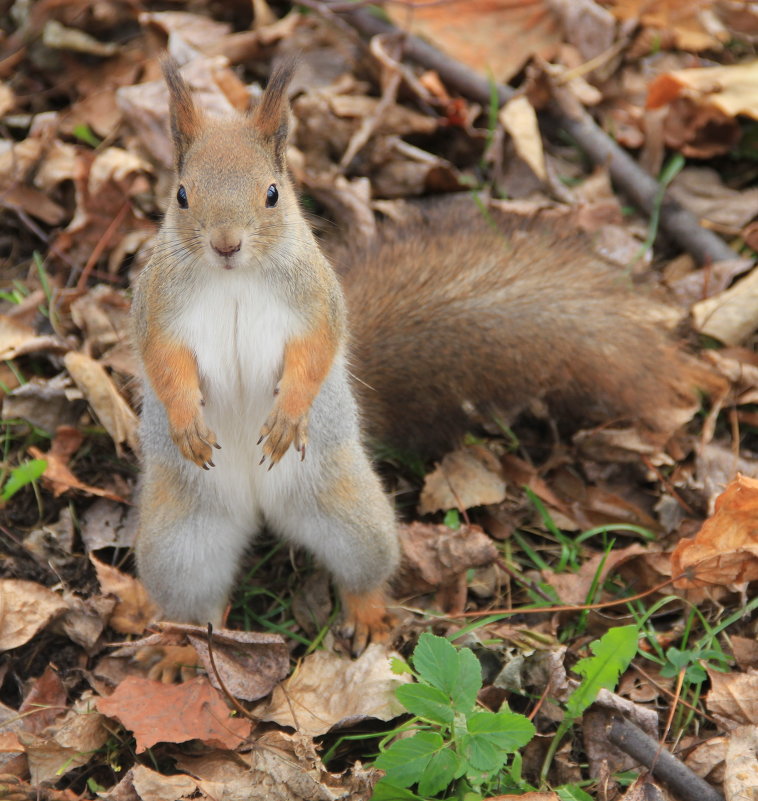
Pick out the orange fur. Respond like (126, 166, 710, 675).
(259, 313, 338, 463)
(341, 588, 394, 653)
(142, 332, 218, 468)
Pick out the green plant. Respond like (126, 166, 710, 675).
(540, 624, 639, 782)
(372, 633, 535, 799)
(0, 458, 47, 503)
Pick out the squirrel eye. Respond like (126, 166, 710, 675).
(265, 184, 278, 208)
(177, 185, 188, 209)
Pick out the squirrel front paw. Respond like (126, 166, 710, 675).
(258, 404, 308, 467)
(169, 408, 219, 469)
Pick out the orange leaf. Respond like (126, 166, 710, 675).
(96, 675, 251, 752)
(671, 474, 758, 589)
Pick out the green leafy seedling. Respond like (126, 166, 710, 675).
(1, 458, 47, 502)
(374, 633, 535, 798)
(541, 624, 639, 782)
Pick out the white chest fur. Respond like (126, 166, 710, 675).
(173, 268, 301, 476)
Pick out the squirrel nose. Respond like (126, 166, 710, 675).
(212, 240, 241, 257)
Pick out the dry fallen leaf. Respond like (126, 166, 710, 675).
(257, 644, 410, 737)
(28, 426, 127, 503)
(131, 764, 201, 801)
(187, 627, 290, 702)
(500, 95, 546, 181)
(0, 580, 69, 651)
(671, 474, 758, 588)
(419, 445, 506, 515)
(725, 724, 758, 800)
(707, 668, 758, 726)
(387, 0, 563, 83)
(18, 665, 67, 735)
(91, 554, 157, 635)
(609, 0, 727, 51)
(396, 521, 498, 597)
(63, 351, 138, 453)
(96, 675, 251, 752)
(692, 266, 758, 345)
(20, 693, 110, 785)
(648, 61, 758, 120)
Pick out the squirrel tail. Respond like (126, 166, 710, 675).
(337, 195, 717, 458)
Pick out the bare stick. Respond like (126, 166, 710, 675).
(309, 0, 737, 265)
(608, 716, 725, 801)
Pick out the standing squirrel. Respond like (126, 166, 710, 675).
(132, 58, 703, 650)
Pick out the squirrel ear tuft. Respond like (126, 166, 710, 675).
(250, 59, 297, 169)
(162, 56, 201, 171)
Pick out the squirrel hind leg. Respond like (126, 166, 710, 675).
(264, 441, 399, 654)
(136, 464, 251, 627)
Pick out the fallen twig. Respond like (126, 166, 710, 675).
(608, 715, 725, 801)
(308, 0, 738, 266)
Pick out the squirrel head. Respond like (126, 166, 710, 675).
(161, 57, 298, 271)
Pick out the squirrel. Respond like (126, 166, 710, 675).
(132, 58, 707, 653)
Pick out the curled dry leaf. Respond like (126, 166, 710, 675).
(96, 675, 251, 753)
(257, 644, 410, 737)
(187, 628, 290, 702)
(671, 474, 758, 588)
(63, 351, 138, 453)
(396, 521, 498, 597)
(0, 580, 69, 651)
(90, 555, 157, 635)
(419, 445, 506, 515)
(0, 315, 66, 362)
(648, 61, 758, 120)
(28, 426, 128, 504)
(500, 95, 546, 181)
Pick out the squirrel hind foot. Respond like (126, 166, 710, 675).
(338, 588, 396, 656)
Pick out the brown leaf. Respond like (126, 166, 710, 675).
(387, 0, 563, 83)
(0, 315, 66, 361)
(28, 426, 127, 503)
(63, 351, 138, 453)
(0, 579, 68, 650)
(91, 555, 157, 635)
(419, 445, 506, 515)
(18, 666, 67, 735)
(610, 0, 727, 51)
(96, 675, 251, 752)
(80, 499, 138, 552)
(20, 694, 110, 785)
(692, 265, 758, 345)
(671, 474, 758, 588)
(257, 644, 410, 737)
(186, 628, 290, 703)
(396, 521, 498, 596)
(131, 765, 200, 801)
(706, 668, 758, 726)
(648, 61, 758, 119)
(725, 725, 758, 799)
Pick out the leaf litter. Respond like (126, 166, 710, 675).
(0, 0, 757, 799)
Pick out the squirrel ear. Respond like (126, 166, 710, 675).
(162, 56, 201, 171)
(250, 59, 297, 170)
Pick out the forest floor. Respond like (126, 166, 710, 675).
(1, 1, 758, 800)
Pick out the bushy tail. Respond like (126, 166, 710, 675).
(335, 195, 715, 458)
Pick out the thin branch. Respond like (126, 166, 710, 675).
(608, 715, 725, 801)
